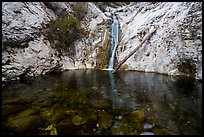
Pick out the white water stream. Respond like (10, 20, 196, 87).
(108, 13, 120, 70)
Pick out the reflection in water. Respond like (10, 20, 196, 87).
(2, 70, 202, 135)
(108, 70, 121, 109)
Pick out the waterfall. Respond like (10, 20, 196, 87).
(108, 13, 120, 70)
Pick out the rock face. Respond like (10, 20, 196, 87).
(116, 2, 202, 80)
(2, 2, 111, 82)
(67, 3, 112, 69)
(2, 2, 202, 82)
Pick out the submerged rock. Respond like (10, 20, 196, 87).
(110, 121, 128, 135)
(56, 120, 76, 135)
(129, 110, 145, 123)
(153, 128, 177, 135)
(49, 111, 65, 124)
(2, 104, 26, 116)
(72, 114, 88, 126)
(144, 123, 153, 130)
(3, 97, 32, 105)
(14, 108, 40, 119)
(93, 127, 110, 135)
(140, 131, 154, 135)
(98, 112, 113, 128)
(6, 115, 42, 133)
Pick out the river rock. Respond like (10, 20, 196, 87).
(72, 114, 88, 126)
(49, 111, 65, 124)
(2, 104, 26, 116)
(140, 131, 154, 135)
(110, 121, 128, 135)
(129, 110, 145, 123)
(143, 122, 153, 130)
(3, 97, 32, 105)
(6, 115, 42, 133)
(98, 112, 113, 128)
(14, 108, 40, 119)
(56, 119, 81, 135)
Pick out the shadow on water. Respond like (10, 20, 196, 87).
(2, 70, 202, 135)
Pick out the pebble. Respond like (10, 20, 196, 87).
(140, 131, 154, 135)
(144, 123, 153, 129)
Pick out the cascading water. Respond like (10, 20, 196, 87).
(108, 13, 120, 70)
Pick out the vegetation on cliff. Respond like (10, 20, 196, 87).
(45, 3, 89, 55)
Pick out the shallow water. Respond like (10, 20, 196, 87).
(2, 70, 202, 135)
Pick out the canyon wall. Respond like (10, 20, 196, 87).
(116, 2, 202, 80)
(2, 2, 111, 82)
(2, 2, 202, 82)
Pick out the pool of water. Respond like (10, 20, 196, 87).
(2, 70, 202, 135)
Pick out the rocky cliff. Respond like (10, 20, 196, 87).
(2, 2, 202, 82)
(2, 2, 112, 82)
(116, 2, 202, 80)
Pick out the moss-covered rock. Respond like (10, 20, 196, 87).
(6, 115, 42, 133)
(128, 110, 145, 123)
(14, 108, 40, 119)
(2, 104, 26, 116)
(98, 111, 112, 128)
(49, 110, 65, 124)
(110, 121, 128, 135)
(3, 97, 32, 105)
(71, 111, 88, 126)
(56, 119, 81, 135)
(72, 115, 88, 126)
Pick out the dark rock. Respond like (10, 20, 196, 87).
(3, 98, 32, 105)
(98, 112, 112, 128)
(49, 111, 65, 124)
(2, 104, 26, 116)
(14, 108, 40, 119)
(110, 121, 128, 135)
(72, 115, 87, 126)
(93, 127, 110, 135)
(128, 110, 145, 123)
(56, 120, 81, 135)
(6, 115, 42, 133)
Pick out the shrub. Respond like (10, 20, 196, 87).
(45, 13, 88, 55)
(71, 2, 88, 21)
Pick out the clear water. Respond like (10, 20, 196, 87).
(2, 70, 202, 135)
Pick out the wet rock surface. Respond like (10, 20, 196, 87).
(2, 104, 27, 116)
(6, 115, 42, 133)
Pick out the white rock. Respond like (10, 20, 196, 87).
(116, 2, 202, 80)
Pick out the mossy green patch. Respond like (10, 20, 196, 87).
(44, 13, 89, 56)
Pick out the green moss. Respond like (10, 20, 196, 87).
(45, 13, 88, 55)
